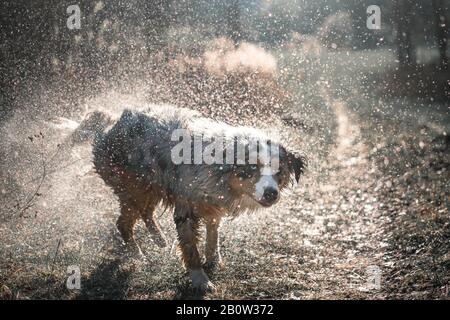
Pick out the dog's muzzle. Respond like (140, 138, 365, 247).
(260, 187, 279, 206)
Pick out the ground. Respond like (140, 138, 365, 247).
(0, 48, 449, 300)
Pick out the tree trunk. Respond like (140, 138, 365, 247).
(395, 0, 414, 69)
(433, 0, 449, 70)
(227, 0, 242, 46)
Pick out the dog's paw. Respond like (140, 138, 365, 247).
(190, 269, 215, 293)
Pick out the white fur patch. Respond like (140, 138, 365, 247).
(253, 167, 278, 201)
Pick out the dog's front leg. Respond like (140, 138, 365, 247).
(205, 217, 222, 269)
(174, 205, 213, 292)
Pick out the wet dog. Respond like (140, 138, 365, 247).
(81, 105, 305, 292)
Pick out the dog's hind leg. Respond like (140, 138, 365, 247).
(174, 205, 214, 293)
(116, 197, 143, 257)
(141, 195, 168, 248)
(204, 217, 222, 270)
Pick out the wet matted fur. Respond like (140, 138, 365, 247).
(82, 105, 305, 291)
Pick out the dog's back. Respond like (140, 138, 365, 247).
(93, 109, 156, 171)
(92, 106, 201, 166)
(93, 108, 173, 191)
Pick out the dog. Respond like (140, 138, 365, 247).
(79, 104, 305, 292)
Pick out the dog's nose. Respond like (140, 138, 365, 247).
(263, 187, 279, 203)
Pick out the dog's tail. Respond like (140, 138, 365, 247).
(68, 111, 114, 145)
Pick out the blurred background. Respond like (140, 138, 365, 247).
(2, 0, 449, 113)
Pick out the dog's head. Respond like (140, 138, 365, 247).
(226, 144, 306, 208)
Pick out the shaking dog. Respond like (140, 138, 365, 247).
(80, 105, 305, 292)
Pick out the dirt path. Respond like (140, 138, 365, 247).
(261, 85, 390, 299)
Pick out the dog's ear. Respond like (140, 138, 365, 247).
(286, 150, 306, 183)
